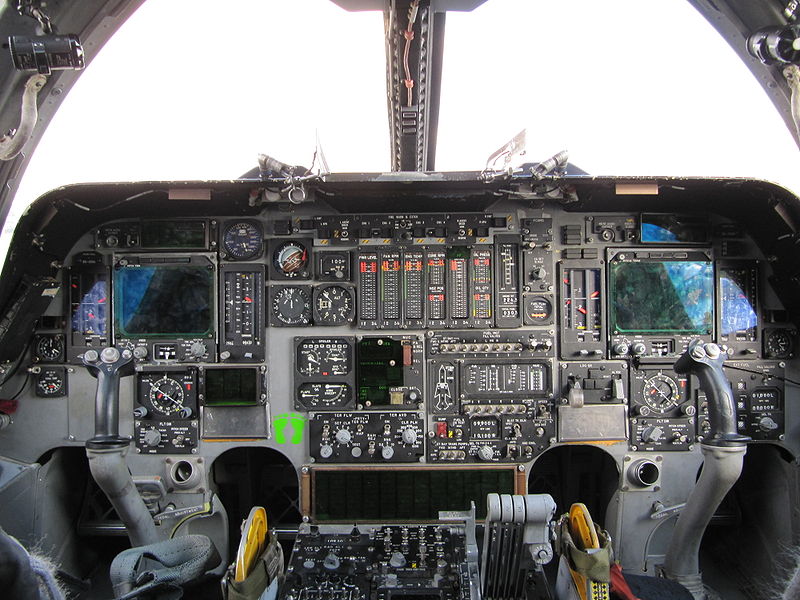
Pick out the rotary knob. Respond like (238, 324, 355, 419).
(530, 267, 547, 280)
(631, 342, 647, 356)
(381, 446, 395, 460)
(477, 445, 494, 461)
(389, 552, 407, 568)
(401, 427, 418, 445)
(335, 429, 351, 444)
(142, 428, 162, 448)
(190, 341, 207, 358)
(320, 444, 333, 458)
(613, 342, 629, 356)
(759, 416, 779, 432)
(641, 426, 664, 443)
(323, 552, 340, 570)
(133, 346, 148, 360)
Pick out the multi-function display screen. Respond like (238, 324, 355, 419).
(114, 266, 213, 336)
(70, 273, 107, 336)
(610, 260, 713, 334)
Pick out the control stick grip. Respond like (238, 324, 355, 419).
(673, 340, 749, 447)
(82, 347, 135, 447)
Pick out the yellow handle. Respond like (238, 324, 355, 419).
(569, 503, 599, 551)
(234, 507, 268, 582)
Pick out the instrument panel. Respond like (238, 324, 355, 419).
(39, 205, 793, 462)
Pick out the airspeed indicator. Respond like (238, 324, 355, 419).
(222, 221, 262, 260)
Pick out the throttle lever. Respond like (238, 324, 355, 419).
(82, 346, 135, 448)
(673, 339, 749, 447)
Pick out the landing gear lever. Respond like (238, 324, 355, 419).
(83, 347, 159, 547)
(663, 340, 749, 599)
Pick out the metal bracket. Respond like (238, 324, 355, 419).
(785, 0, 799, 21)
(650, 501, 686, 520)
(0, 74, 47, 161)
(16, 0, 54, 34)
(482, 129, 527, 177)
(784, 64, 800, 139)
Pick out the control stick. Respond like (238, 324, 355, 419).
(83, 347, 158, 547)
(674, 341, 749, 448)
(663, 340, 749, 599)
(83, 347, 135, 447)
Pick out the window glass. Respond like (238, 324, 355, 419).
(437, 0, 800, 191)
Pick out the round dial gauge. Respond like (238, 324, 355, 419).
(765, 329, 793, 358)
(642, 373, 681, 413)
(298, 349, 321, 376)
(36, 369, 64, 396)
(297, 382, 352, 409)
(35, 335, 63, 362)
(324, 347, 349, 374)
(222, 221, 263, 260)
(314, 285, 354, 325)
(148, 376, 186, 415)
(274, 241, 308, 277)
(296, 339, 352, 376)
(272, 287, 312, 326)
(525, 296, 552, 323)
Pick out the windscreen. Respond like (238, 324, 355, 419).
(610, 261, 713, 334)
(115, 266, 213, 336)
(640, 214, 709, 244)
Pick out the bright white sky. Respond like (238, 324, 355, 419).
(4, 0, 800, 254)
